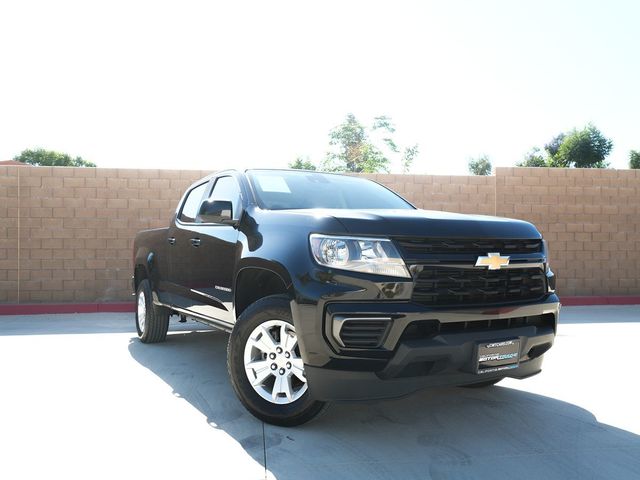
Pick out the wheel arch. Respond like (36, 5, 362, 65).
(234, 265, 293, 319)
(133, 250, 155, 291)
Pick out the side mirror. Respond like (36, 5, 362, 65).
(198, 200, 237, 225)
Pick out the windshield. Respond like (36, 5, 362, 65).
(247, 170, 414, 210)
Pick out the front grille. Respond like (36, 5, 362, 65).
(412, 267, 546, 306)
(400, 314, 555, 341)
(396, 237, 542, 259)
(339, 319, 391, 349)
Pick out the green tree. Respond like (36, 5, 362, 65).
(629, 150, 640, 169)
(544, 133, 565, 158)
(517, 147, 548, 167)
(548, 124, 612, 168)
(401, 144, 419, 174)
(288, 156, 317, 170)
(321, 114, 389, 173)
(468, 155, 492, 175)
(321, 114, 418, 173)
(14, 148, 96, 167)
(517, 125, 614, 169)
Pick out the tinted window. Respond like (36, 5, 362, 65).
(179, 183, 208, 222)
(247, 170, 413, 210)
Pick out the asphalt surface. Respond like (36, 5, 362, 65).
(1, 306, 639, 480)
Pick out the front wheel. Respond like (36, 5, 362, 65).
(227, 295, 327, 426)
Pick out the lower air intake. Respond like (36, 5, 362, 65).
(336, 318, 391, 349)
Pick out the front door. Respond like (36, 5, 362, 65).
(185, 175, 241, 323)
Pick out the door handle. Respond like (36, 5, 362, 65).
(190, 238, 201, 247)
(167, 237, 176, 245)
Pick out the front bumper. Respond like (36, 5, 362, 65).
(295, 294, 559, 402)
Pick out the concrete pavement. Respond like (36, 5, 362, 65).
(0, 306, 639, 479)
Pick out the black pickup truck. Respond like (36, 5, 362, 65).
(133, 169, 559, 426)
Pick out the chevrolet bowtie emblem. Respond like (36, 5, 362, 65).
(475, 252, 510, 270)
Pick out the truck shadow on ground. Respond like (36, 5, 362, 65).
(128, 329, 640, 480)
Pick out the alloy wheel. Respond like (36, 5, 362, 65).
(137, 290, 146, 333)
(243, 319, 307, 404)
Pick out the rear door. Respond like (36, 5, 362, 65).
(185, 175, 242, 323)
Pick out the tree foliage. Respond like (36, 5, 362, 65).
(468, 155, 492, 175)
(14, 148, 96, 167)
(544, 133, 565, 158)
(519, 124, 613, 169)
(517, 147, 548, 167)
(321, 114, 390, 173)
(629, 150, 640, 169)
(288, 156, 316, 171)
(401, 144, 419, 174)
(319, 114, 418, 174)
(548, 124, 613, 168)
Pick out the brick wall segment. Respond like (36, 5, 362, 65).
(495, 167, 640, 296)
(0, 166, 638, 302)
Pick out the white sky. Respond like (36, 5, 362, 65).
(1, 0, 638, 174)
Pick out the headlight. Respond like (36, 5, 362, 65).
(310, 234, 410, 278)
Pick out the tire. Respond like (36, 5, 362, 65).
(227, 295, 327, 426)
(461, 378, 503, 388)
(135, 279, 170, 344)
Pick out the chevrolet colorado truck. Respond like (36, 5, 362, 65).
(133, 169, 559, 426)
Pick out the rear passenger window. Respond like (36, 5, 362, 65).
(179, 183, 208, 223)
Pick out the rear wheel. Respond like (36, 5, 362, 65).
(227, 295, 327, 426)
(135, 279, 169, 343)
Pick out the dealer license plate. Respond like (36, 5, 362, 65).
(476, 339, 520, 374)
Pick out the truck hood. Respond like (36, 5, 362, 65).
(290, 208, 541, 239)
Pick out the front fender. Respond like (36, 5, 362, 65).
(234, 258, 293, 290)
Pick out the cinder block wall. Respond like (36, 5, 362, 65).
(1, 165, 638, 303)
(0, 167, 210, 303)
(357, 173, 496, 215)
(495, 167, 640, 296)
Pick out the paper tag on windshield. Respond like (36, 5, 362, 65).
(257, 176, 291, 193)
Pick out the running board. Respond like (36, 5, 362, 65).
(155, 302, 234, 333)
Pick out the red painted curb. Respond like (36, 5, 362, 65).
(97, 303, 135, 313)
(0, 302, 135, 315)
(560, 296, 640, 306)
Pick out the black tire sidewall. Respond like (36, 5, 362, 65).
(227, 295, 326, 426)
(135, 280, 151, 338)
(136, 279, 169, 343)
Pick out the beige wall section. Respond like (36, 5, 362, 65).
(5, 166, 211, 303)
(0, 165, 638, 303)
(0, 167, 20, 302)
(495, 167, 640, 296)
(358, 173, 496, 215)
